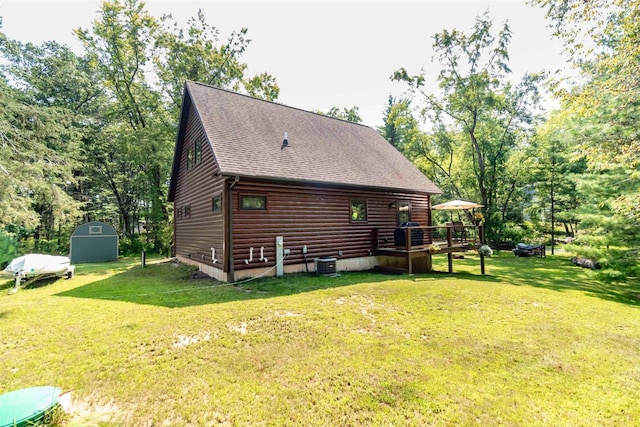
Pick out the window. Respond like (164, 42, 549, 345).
(240, 195, 267, 210)
(212, 195, 222, 212)
(185, 142, 202, 170)
(350, 199, 367, 222)
(186, 149, 193, 170)
(194, 141, 202, 164)
(397, 201, 411, 226)
(176, 205, 191, 219)
(88, 225, 103, 234)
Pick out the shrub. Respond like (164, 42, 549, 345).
(0, 231, 19, 269)
(494, 224, 528, 245)
(119, 236, 145, 255)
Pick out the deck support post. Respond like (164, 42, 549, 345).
(404, 227, 411, 251)
(479, 225, 486, 275)
(447, 226, 453, 273)
(372, 228, 380, 250)
(405, 227, 412, 274)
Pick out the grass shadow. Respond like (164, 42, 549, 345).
(1, 276, 67, 294)
(55, 260, 403, 308)
(424, 253, 640, 306)
(54, 255, 640, 308)
(1, 258, 136, 292)
(0, 279, 15, 291)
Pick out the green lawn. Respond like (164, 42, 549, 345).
(1, 253, 639, 426)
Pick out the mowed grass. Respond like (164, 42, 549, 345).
(1, 253, 639, 426)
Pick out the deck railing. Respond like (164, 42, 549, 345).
(373, 224, 484, 252)
(373, 224, 487, 275)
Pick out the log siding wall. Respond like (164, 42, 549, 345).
(231, 180, 431, 271)
(173, 106, 225, 267)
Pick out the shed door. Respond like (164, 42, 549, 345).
(71, 236, 118, 263)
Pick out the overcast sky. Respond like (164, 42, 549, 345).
(0, 0, 566, 127)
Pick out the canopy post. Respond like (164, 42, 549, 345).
(479, 225, 486, 275)
(447, 225, 453, 273)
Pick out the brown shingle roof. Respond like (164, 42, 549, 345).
(184, 81, 441, 194)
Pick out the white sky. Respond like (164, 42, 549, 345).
(0, 0, 566, 127)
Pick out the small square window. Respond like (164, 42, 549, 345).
(88, 225, 103, 234)
(350, 199, 367, 222)
(240, 195, 267, 210)
(212, 195, 222, 212)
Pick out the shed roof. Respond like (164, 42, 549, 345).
(71, 221, 117, 236)
(169, 81, 441, 199)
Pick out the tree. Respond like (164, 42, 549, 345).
(0, 77, 83, 250)
(74, 0, 280, 252)
(526, 111, 587, 252)
(532, 0, 640, 277)
(392, 13, 545, 242)
(154, 10, 279, 112)
(533, 0, 640, 170)
(75, 0, 165, 249)
(378, 96, 465, 202)
(378, 95, 418, 152)
(0, 36, 87, 252)
(319, 106, 362, 123)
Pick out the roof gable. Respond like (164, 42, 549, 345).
(171, 81, 441, 195)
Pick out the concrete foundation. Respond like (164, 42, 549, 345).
(176, 255, 379, 282)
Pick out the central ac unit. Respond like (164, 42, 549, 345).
(315, 257, 337, 275)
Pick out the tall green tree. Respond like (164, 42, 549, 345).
(0, 36, 88, 251)
(533, 0, 640, 277)
(75, 0, 166, 248)
(154, 10, 279, 112)
(319, 106, 362, 123)
(378, 96, 465, 202)
(392, 13, 545, 241)
(534, 0, 640, 170)
(378, 96, 419, 153)
(74, 0, 280, 252)
(526, 111, 586, 252)
(1, 0, 280, 255)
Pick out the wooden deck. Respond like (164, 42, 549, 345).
(373, 224, 486, 274)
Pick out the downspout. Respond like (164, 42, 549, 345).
(172, 204, 176, 257)
(227, 176, 239, 282)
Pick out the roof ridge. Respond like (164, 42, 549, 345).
(186, 80, 373, 129)
(179, 79, 442, 195)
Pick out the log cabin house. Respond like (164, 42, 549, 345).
(168, 81, 481, 281)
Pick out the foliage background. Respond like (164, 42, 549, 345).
(0, 0, 637, 279)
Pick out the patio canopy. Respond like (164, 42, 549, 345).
(432, 199, 483, 210)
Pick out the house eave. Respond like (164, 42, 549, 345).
(220, 173, 442, 195)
